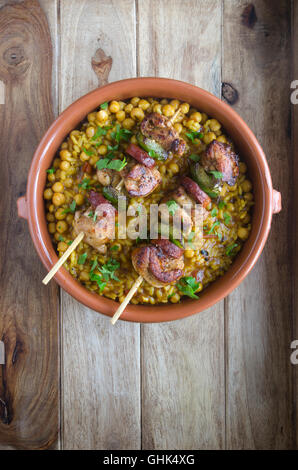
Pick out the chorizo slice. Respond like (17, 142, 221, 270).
(180, 176, 211, 208)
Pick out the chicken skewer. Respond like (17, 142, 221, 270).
(42, 191, 116, 284)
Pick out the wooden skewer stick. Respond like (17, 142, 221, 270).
(111, 275, 143, 325)
(169, 108, 181, 124)
(116, 179, 124, 191)
(42, 231, 85, 285)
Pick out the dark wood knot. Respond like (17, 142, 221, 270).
(4, 46, 25, 66)
(241, 4, 257, 29)
(222, 83, 239, 105)
(91, 48, 112, 87)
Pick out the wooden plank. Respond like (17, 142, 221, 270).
(138, 0, 225, 449)
(223, 0, 294, 449)
(59, 0, 141, 450)
(292, 0, 298, 451)
(0, 0, 59, 449)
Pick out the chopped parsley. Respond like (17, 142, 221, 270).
(46, 168, 55, 174)
(168, 292, 176, 300)
(62, 200, 76, 214)
(211, 208, 218, 218)
(91, 125, 111, 141)
(90, 258, 98, 272)
(82, 147, 94, 156)
(223, 212, 231, 225)
(110, 245, 119, 251)
(106, 144, 119, 159)
(78, 178, 91, 190)
(111, 123, 132, 143)
(226, 243, 238, 256)
(88, 211, 97, 222)
(176, 276, 200, 299)
(208, 220, 220, 234)
(89, 272, 106, 292)
(78, 252, 88, 265)
(100, 102, 108, 110)
(166, 200, 179, 216)
(218, 200, 226, 209)
(189, 154, 200, 162)
(96, 157, 127, 171)
(67, 240, 73, 246)
(186, 130, 203, 143)
(99, 258, 120, 282)
(208, 170, 223, 179)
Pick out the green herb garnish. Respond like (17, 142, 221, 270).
(208, 221, 220, 234)
(110, 245, 119, 251)
(62, 200, 76, 214)
(78, 178, 91, 190)
(100, 102, 108, 110)
(176, 276, 200, 299)
(223, 212, 231, 225)
(67, 240, 73, 246)
(89, 272, 106, 292)
(90, 258, 98, 272)
(46, 168, 55, 174)
(82, 147, 94, 156)
(98, 258, 120, 282)
(208, 170, 223, 179)
(91, 125, 111, 141)
(189, 154, 200, 162)
(211, 208, 218, 217)
(166, 200, 179, 216)
(58, 235, 65, 242)
(226, 243, 238, 256)
(218, 200, 226, 209)
(78, 252, 87, 265)
(96, 157, 127, 171)
(111, 123, 132, 143)
(186, 130, 204, 143)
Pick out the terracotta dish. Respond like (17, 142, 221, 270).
(17, 78, 281, 322)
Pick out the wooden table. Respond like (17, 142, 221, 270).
(0, 0, 297, 450)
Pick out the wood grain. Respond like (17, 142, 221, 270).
(0, 0, 59, 449)
(138, 0, 225, 450)
(59, 0, 141, 450)
(223, 0, 294, 449)
(292, 0, 298, 451)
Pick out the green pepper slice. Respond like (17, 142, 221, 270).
(190, 163, 220, 199)
(137, 133, 168, 161)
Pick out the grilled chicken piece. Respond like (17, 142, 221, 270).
(161, 186, 194, 237)
(73, 193, 116, 251)
(120, 163, 161, 197)
(141, 112, 186, 156)
(96, 168, 122, 188)
(201, 141, 239, 186)
(132, 240, 184, 287)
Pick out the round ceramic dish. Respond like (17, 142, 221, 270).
(17, 77, 281, 323)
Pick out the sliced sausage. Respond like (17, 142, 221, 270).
(180, 176, 211, 208)
(125, 143, 156, 168)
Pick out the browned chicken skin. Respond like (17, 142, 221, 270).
(141, 112, 186, 156)
(132, 239, 184, 287)
(120, 163, 161, 197)
(201, 141, 239, 186)
(73, 198, 116, 252)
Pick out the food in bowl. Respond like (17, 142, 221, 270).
(43, 97, 254, 305)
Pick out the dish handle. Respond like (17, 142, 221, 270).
(272, 189, 282, 214)
(17, 196, 28, 220)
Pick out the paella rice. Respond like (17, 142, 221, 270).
(44, 97, 254, 305)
